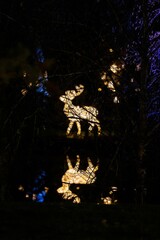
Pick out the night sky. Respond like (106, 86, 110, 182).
(0, 0, 133, 52)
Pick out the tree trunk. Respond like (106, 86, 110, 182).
(136, 0, 148, 204)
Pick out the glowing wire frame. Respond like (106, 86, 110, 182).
(57, 155, 99, 203)
(59, 85, 101, 136)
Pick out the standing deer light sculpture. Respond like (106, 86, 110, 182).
(57, 155, 99, 203)
(59, 84, 101, 136)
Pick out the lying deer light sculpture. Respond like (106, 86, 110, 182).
(57, 155, 99, 203)
(59, 85, 101, 136)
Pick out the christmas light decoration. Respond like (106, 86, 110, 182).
(101, 66, 120, 104)
(57, 155, 99, 203)
(59, 85, 101, 136)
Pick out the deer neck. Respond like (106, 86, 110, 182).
(63, 100, 74, 111)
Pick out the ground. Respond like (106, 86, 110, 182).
(0, 202, 160, 239)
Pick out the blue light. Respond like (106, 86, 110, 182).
(36, 191, 47, 203)
(36, 48, 45, 63)
(125, 1, 160, 121)
(24, 170, 48, 203)
(36, 84, 44, 93)
(158, 48, 160, 60)
(35, 48, 50, 97)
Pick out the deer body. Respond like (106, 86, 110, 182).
(59, 85, 101, 135)
(57, 155, 98, 203)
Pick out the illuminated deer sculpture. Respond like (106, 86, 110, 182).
(59, 84, 101, 136)
(57, 155, 99, 203)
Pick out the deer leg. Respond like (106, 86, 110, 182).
(76, 121, 81, 135)
(96, 121, 101, 135)
(86, 157, 94, 174)
(93, 119, 101, 135)
(87, 157, 93, 167)
(88, 123, 94, 133)
(66, 121, 74, 135)
(89, 119, 101, 135)
(66, 155, 73, 169)
(86, 157, 98, 174)
(74, 155, 80, 171)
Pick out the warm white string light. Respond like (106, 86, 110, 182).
(59, 85, 101, 136)
(100, 60, 125, 104)
(57, 155, 99, 203)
